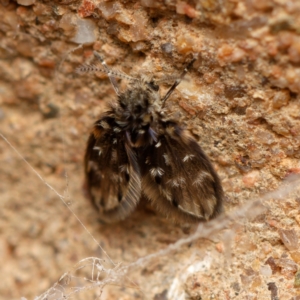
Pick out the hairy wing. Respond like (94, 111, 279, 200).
(84, 115, 141, 222)
(140, 121, 223, 223)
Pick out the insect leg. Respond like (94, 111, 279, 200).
(93, 51, 120, 95)
(162, 58, 196, 104)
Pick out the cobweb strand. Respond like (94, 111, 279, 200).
(0, 132, 115, 266)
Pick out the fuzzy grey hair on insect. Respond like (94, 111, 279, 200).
(77, 51, 224, 224)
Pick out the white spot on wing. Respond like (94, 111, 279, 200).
(163, 153, 170, 165)
(161, 189, 172, 201)
(119, 165, 129, 174)
(150, 167, 164, 177)
(168, 177, 186, 187)
(193, 172, 214, 187)
(99, 121, 109, 129)
(155, 140, 161, 148)
(116, 120, 127, 127)
(203, 196, 217, 219)
(183, 154, 195, 162)
(93, 146, 102, 156)
(178, 205, 201, 218)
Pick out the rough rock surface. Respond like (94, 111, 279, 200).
(0, 0, 300, 299)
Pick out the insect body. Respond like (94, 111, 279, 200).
(78, 52, 223, 223)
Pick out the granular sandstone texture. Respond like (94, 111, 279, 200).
(0, 0, 300, 299)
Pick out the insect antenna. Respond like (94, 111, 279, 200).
(75, 51, 139, 95)
(161, 58, 196, 106)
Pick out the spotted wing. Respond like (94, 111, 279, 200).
(139, 121, 223, 223)
(84, 115, 141, 222)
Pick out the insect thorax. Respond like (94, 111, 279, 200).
(113, 82, 162, 147)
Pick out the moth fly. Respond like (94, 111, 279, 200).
(77, 51, 224, 223)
